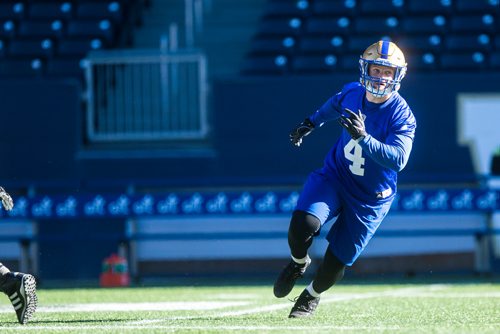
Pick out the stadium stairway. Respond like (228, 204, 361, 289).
(133, 0, 266, 79)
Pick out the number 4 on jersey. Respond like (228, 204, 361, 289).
(344, 139, 365, 176)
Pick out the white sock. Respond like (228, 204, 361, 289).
(306, 282, 321, 298)
(291, 254, 310, 265)
(0, 263, 10, 276)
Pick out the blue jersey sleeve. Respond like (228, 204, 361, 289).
(358, 106, 417, 172)
(308, 83, 360, 126)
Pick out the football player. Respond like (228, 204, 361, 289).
(0, 187, 38, 324)
(274, 40, 417, 318)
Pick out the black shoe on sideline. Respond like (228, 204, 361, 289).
(1, 272, 37, 324)
(289, 289, 320, 318)
(273, 258, 311, 298)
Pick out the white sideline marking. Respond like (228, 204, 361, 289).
(0, 301, 249, 313)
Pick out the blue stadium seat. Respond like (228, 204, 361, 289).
(27, 2, 74, 20)
(395, 34, 444, 53)
(0, 58, 44, 77)
(445, 34, 492, 51)
(355, 17, 401, 34)
(0, 2, 25, 20)
(299, 35, 346, 54)
(340, 53, 361, 70)
(263, 0, 311, 18)
(257, 17, 304, 36)
(348, 36, 388, 52)
(441, 51, 488, 69)
(312, 0, 357, 16)
(403, 15, 449, 33)
(495, 35, 500, 49)
(450, 15, 496, 32)
(241, 55, 290, 75)
(46, 57, 88, 78)
(67, 20, 116, 44)
(407, 0, 453, 14)
(359, 0, 405, 15)
(491, 51, 500, 67)
(0, 40, 6, 58)
(0, 20, 16, 39)
(8, 38, 55, 59)
(456, 0, 500, 13)
(18, 20, 65, 39)
(249, 36, 297, 56)
(292, 54, 339, 73)
(306, 16, 352, 34)
(76, 1, 124, 23)
(57, 37, 106, 56)
(405, 52, 439, 70)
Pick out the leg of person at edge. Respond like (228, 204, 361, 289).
(0, 187, 38, 324)
(274, 40, 417, 318)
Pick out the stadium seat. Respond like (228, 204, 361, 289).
(312, 0, 357, 16)
(241, 55, 290, 75)
(0, 2, 25, 20)
(359, 0, 405, 15)
(257, 17, 304, 37)
(57, 37, 106, 56)
(67, 20, 116, 45)
(348, 36, 389, 52)
(306, 17, 352, 34)
(395, 34, 444, 53)
(445, 34, 492, 51)
(456, 0, 500, 13)
(491, 51, 500, 67)
(407, 0, 453, 14)
(495, 35, 500, 49)
(27, 2, 74, 20)
(405, 52, 439, 70)
(263, 0, 311, 18)
(0, 20, 16, 39)
(46, 57, 88, 78)
(340, 53, 361, 70)
(18, 20, 65, 39)
(8, 38, 55, 59)
(292, 54, 339, 73)
(355, 17, 401, 34)
(0, 58, 44, 77)
(299, 35, 346, 54)
(450, 15, 496, 32)
(403, 15, 449, 33)
(76, 1, 124, 23)
(248, 36, 297, 56)
(0, 40, 6, 58)
(440, 51, 488, 69)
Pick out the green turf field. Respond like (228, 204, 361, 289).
(0, 281, 499, 333)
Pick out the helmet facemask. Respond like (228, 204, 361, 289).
(359, 41, 407, 98)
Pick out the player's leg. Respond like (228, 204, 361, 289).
(288, 198, 393, 317)
(289, 250, 345, 318)
(273, 211, 320, 298)
(0, 262, 38, 324)
(274, 169, 340, 298)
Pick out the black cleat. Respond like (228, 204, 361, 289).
(273, 257, 311, 298)
(1, 272, 38, 324)
(289, 289, 320, 318)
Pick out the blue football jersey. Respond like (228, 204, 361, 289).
(309, 82, 416, 203)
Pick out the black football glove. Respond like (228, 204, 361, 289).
(290, 118, 315, 147)
(339, 108, 367, 140)
(0, 186, 13, 211)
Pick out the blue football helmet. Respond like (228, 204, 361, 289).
(359, 40, 407, 97)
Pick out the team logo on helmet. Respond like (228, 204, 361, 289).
(359, 40, 407, 97)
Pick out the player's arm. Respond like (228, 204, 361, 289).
(290, 94, 344, 147)
(339, 108, 414, 172)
